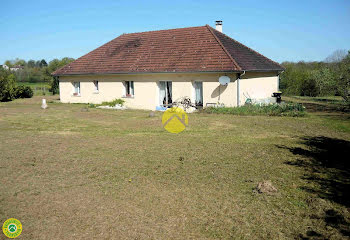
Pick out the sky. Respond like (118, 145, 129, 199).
(1, 0, 349, 64)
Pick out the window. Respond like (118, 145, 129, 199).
(125, 81, 134, 97)
(72, 82, 80, 96)
(93, 81, 99, 92)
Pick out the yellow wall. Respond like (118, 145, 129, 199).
(239, 72, 279, 106)
(59, 72, 278, 109)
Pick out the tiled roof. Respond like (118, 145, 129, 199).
(53, 25, 284, 76)
(209, 27, 284, 71)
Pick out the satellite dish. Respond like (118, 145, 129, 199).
(219, 76, 230, 85)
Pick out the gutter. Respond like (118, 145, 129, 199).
(237, 70, 246, 107)
(52, 69, 285, 77)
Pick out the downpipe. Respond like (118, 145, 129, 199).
(237, 71, 245, 106)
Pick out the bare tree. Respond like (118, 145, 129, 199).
(325, 49, 348, 63)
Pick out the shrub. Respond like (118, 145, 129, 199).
(23, 86, 34, 98)
(0, 70, 16, 101)
(203, 103, 306, 117)
(14, 85, 33, 98)
(101, 98, 125, 107)
(88, 103, 96, 108)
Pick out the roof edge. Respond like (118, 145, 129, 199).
(53, 69, 285, 77)
(52, 70, 243, 77)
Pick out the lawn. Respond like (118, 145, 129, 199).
(0, 96, 349, 239)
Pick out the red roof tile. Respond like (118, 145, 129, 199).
(52, 25, 284, 76)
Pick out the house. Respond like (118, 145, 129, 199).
(10, 65, 24, 71)
(52, 21, 284, 110)
(0, 65, 9, 70)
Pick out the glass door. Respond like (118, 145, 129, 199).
(159, 81, 172, 106)
(194, 81, 203, 106)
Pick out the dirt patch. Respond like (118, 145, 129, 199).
(255, 180, 278, 194)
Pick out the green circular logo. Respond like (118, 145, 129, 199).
(3, 218, 22, 238)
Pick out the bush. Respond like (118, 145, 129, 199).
(14, 85, 33, 98)
(0, 70, 16, 101)
(203, 103, 306, 117)
(101, 98, 125, 107)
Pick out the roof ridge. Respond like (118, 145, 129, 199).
(206, 25, 241, 71)
(123, 25, 208, 36)
(209, 26, 284, 70)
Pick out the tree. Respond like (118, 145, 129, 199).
(47, 57, 75, 94)
(14, 68, 30, 82)
(14, 59, 26, 67)
(35, 60, 41, 68)
(40, 59, 48, 67)
(280, 51, 349, 98)
(325, 49, 348, 63)
(27, 60, 36, 68)
(300, 73, 318, 97)
(28, 68, 43, 83)
(335, 51, 350, 102)
(4, 60, 12, 68)
(50, 76, 60, 95)
(312, 68, 335, 96)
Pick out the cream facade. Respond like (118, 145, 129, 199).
(59, 72, 279, 110)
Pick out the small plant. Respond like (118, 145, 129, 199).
(101, 98, 125, 107)
(88, 103, 96, 108)
(203, 103, 306, 117)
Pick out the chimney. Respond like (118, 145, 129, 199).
(215, 21, 222, 32)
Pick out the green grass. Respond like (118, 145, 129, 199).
(0, 96, 349, 239)
(16, 82, 51, 96)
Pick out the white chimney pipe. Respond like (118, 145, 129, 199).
(215, 21, 222, 32)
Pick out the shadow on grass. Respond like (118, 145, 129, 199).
(277, 136, 350, 238)
(302, 102, 350, 113)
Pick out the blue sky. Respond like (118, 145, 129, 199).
(1, 0, 349, 64)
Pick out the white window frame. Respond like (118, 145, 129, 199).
(93, 80, 99, 93)
(124, 81, 134, 97)
(72, 82, 80, 96)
